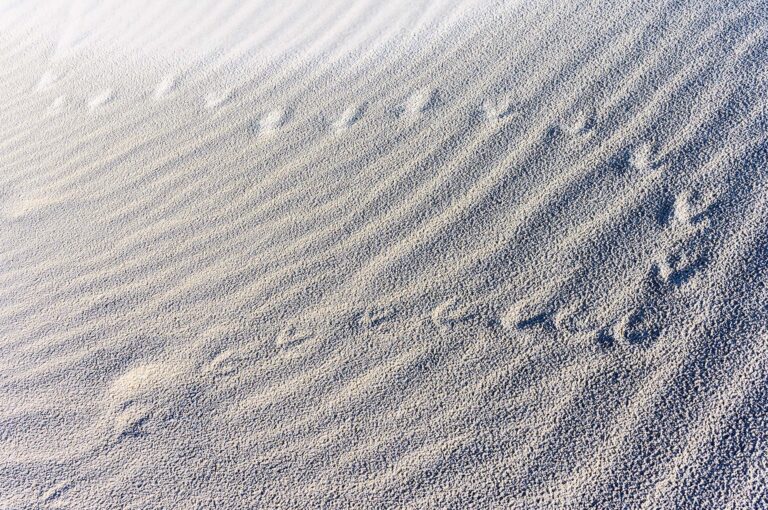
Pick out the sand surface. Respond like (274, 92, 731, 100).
(2, 1, 768, 508)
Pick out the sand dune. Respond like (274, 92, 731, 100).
(1, 0, 768, 508)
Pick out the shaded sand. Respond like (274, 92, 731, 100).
(1, 0, 768, 508)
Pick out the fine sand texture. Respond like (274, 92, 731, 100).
(2, 1, 768, 508)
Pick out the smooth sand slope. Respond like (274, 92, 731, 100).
(1, 0, 768, 508)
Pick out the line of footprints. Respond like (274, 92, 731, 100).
(36, 71, 596, 138)
(37, 70, 445, 129)
(272, 184, 716, 356)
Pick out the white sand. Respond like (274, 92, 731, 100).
(2, 1, 768, 508)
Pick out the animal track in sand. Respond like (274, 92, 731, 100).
(88, 88, 114, 110)
(615, 308, 661, 344)
(275, 325, 314, 349)
(205, 89, 233, 109)
(629, 143, 657, 172)
(331, 103, 367, 132)
(431, 297, 475, 328)
(113, 404, 151, 442)
(40, 481, 72, 503)
(359, 305, 396, 328)
(47, 95, 66, 116)
(653, 190, 715, 285)
(479, 95, 517, 123)
(501, 299, 551, 331)
(561, 112, 595, 136)
(204, 349, 239, 378)
(605, 143, 661, 176)
(596, 307, 661, 349)
(251, 108, 289, 136)
(396, 88, 439, 118)
(551, 301, 590, 334)
(154, 74, 177, 99)
(670, 190, 715, 227)
(656, 246, 707, 286)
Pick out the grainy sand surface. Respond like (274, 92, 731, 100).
(1, 1, 768, 508)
